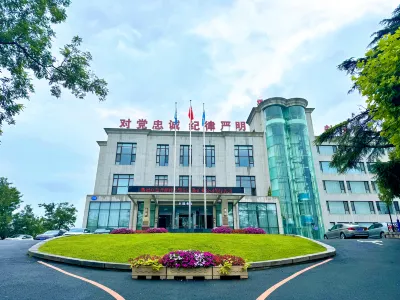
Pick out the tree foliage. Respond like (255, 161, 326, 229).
(11, 204, 44, 237)
(0, 177, 22, 239)
(39, 202, 77, 230)
(0, 0, 108, 135)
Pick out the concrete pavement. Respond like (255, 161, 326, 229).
(0, 239, 399, 299)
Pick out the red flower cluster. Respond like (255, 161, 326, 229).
(214, 254, 246, 266)
(232, 229, 246, 234)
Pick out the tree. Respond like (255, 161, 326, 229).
(378, 185, 396, 232)
(0, 0, 108, 136)
(267, 186, 272, 197)
(0, 177, 22, 239)
(315, 5, 400, 197)
(39, 202, 77, 230)
(11, 204, 44, 237)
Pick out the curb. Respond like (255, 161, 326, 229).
(27, 235, 335, 271)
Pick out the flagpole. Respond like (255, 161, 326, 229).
(172, 102, 177, 229)
(188, 100, 192, 231)
(203, 103, 207, 230)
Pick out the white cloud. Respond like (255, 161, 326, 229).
(192, 0, 399, 120)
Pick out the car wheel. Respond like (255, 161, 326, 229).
(340, 232, 346, 239)
(380, 232, 385, 238)
(324, 235, 328, 239)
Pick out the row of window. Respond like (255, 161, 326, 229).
(326, 200, 400, 215)
(112, 174, 257, 195)
(319, 161, 376, 174)
(115, 143, 254, 167)
(323, 180, 379, 194)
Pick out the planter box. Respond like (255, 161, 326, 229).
(166, 267, 213, 280)
(213, 266, 248, 279)
(131, 266, 167, 279)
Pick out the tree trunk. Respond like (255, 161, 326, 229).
(387, 203, 395, 233)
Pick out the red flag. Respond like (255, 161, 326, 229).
(188, 106, 194, 121)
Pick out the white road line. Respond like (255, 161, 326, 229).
(357, 240, 383, 245)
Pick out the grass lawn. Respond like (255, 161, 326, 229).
(39, 234, 326, 263)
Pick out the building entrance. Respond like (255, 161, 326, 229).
(157, 204, 213, 230)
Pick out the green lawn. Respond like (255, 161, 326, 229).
(39, 234, 325, 263)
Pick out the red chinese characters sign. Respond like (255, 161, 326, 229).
(130, 186, 244, 194)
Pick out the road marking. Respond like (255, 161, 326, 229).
(357, 240, 383, 245)
(38, 261, 125, 300)
(256, 258, 333, 300)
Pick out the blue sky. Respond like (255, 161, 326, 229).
(0, 0, 398, 225)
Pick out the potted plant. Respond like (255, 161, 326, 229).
(161, 250, 215, 279)
(128, 255, 166, 279)
(213, 254, 251, 279)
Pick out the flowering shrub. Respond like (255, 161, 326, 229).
(135, 230, 146, 234)
(128, 255, 163, 271)
(214, 254, 251, 275)
(232, 229, 246, 234)
(110, 228, 135, 234)
(161, 250, 216, 268)
(243, 227, 266, 234)
(211, 226, 233, 234)
(146, 227, 168, 233)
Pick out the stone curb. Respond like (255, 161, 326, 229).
(27, 234, 335, 271)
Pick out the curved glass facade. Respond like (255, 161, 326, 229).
(265, 105, 323, 239)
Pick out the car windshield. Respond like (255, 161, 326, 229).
(43, 230, 59, 235)
(69, 228, 84, 232)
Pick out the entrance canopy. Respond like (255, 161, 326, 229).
(127, 186, 245, 205)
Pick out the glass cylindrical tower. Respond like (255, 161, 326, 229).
(264, 103, 323, 239)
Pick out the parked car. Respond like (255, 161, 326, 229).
(93, 229, 110, 234)
(367, 222, 390, 238)
(5, 234, 33, 240)
(34, 230, 66, 240)
(324, 223, 368, 239)
(63, 228, 90, 236)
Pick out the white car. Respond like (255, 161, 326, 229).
(5, 234, 33, 240)
(63, 228, 91, 236)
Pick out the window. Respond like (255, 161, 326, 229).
(203, 176, 216, 187)
(371, 181, 379, 193)
(351, 201, 375, 214)
(234, 145, 254, 167)
(367, 162, 376, 174)
(376, 201, 395, 214)
(238, 203, 279, 234)
(319, 162, 337, 174)
(347, 181, 370, 194)
(87, 201, 131, 231)
(329, 222, 335, 227)
(156, 144, 169, 166)
(180, 145, 192, 166)
(394, 201, 400, 214)
(155, 175, 168, 186)
(323, 181, 345, 194)
(179, 175, 191, 187)
(112, 174, 134, 195)
(204, 145, 215, 167)
(346, 162, 366, 174)
(236, 176, 256, 196)
(115, 143, 136, 165)
(326, 201, 350, 214)
(317, 145, 337, 155)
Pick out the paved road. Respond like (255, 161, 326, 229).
(0, 239, 399, 300)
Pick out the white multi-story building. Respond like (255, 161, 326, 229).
(82, 97, 399, 239)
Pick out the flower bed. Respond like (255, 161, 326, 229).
(212, 226, 266, 234)
(110, 228, 168, 234)
(128, 250, 250, 280)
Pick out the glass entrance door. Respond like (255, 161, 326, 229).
(179, 215, 189, 229)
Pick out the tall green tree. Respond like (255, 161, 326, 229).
(0, 0, 108, 136)
(315, 5, 400, 200)
(0, 177, 22, 239)
(11, 204, 44, 237)
(39, 202, 77, 230)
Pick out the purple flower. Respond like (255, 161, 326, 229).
(211, 226, 233, 234)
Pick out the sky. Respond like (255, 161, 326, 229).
(0, 0, 398, 225)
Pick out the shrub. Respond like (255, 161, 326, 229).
(161, 250, 216, 268)
(146, 227, 168, 233)
(243, 227, 266, 234)
(110, 228, 135, 234)
(232, 229, 245, 234)
(211, 226, 233, 234)
(128, 254, 163, 271)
